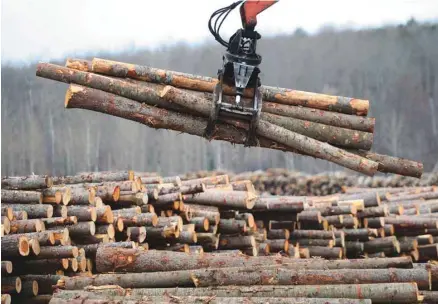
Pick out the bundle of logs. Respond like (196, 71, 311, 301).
(223, 169, 438, 196)
(1, 170, 437, 303)
(34, 57, 424, 178)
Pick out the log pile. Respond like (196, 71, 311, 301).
(184, 169, 438, 196)
(33, 57, 424, 178)
(1, 170, 438, 303)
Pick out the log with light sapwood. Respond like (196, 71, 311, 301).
(183, 190, 257, 209)
(267, 228, 290, 240)
(1, 261, 13, 276)
(97, 248, 414, 273)
(7, 231, 55, 246)
(63, 83, 379, 176)
(293, 239, 334, 247)
(357, 205, 389, 218)
(78, 242, 136, 260)
(363, 217, 385, 228)
(235, 213, 255, 228)
(33, 246, 78, 259)
(158, 183, 206, 196)
(66, 206, 97, 222)
(52, 205, 68, 218)
(175, 230, 197, 244)
(9, 219, 44, 233)
(52, 170, 133, 185)
(191, 267, 431, 290)
(307, 205, 357, 216)
(65, 221, 96, 237)
(127, 227, 147, 243)
(1, 277, 21, 294)
(0, 294, 11, 304)
(156, 216, 183, 231)
(149, 192, 181, 206)
(1, 175, 52, 190)
(131, 213, 158, 227)
(2, 216, 10, 235)
(19, 280, 39, 296)
(364, 236, 400, 254)
(218, 235, 256, 250)
(94, 206, 113, 224)
(20, 274, 61, 295)
(184, 204, 220, 224)
(189, 217, 209, 232)
(99, 283, 420, 303)
(145, 226, 179, 241)
(383, 216, 438, 229)
(1, 190, 43, 204)
(160, 86, 379, 175)
(261, 112, 373, 150)
(348, 150, 424, 178)
(68, 187, 95, 205)
(67, 57, 376, 132)
(1, 206, 13, 221)
(196, 233, 220, 251)
(417, 244, 438, 261)
(91, 58, 370, 115)
(117, 191, 148, 206)
(181, 175, 229, 186)
(218, 219, 246, 234)
(42, 216, 77, 228)
(306, 246, 343, 259)
(12, 258, 69, 275)
(253, 196, 305, 212)
(264, 239, 289, 253)
(3, 204, 53, 219)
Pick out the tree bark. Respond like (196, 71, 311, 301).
(383, 216, 438, 229)
(12, 259, 69, 275)
(99, 283, 420, 303)
(160, 85, 378, 175)
(9, 219, 44, 233)
(1, 175, 52, 190)
(1, 190, 42, 204)
(65, 206, 97, 222)
(6, 231, 55, 246)
(90, 58, 370, 115)
(66, 221, 96, 237)
(1, 277, 21, 294)
(31, 246, 78, 259)
(20, 280, 39, 296)
(42, 216, 77, 228)
(191, 267, 430, 290)
(253, 196, 305, 212)
(189, 217, 209, 232)
(52, 171, 133, 185)
(290, 230, 334, 239)
(4, 204, 52, 220)
(158, 183, 206, 196)
(219, 235, 256, 250)
(183, 190, 257, 209)
(218, 219, 247, 234)
(261, 112, 373, 150)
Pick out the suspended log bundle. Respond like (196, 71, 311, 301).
(2, 169, 437, 304)
(32, 57, 426, 177)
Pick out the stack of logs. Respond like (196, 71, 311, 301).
(34, 57, 424, 178)
(1, 170, 437, 304)
(222, 169, 438, 196)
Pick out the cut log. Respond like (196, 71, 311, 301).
(95, 224, 115, 239)
(52, 170, 133, 184)
(267, 229, 290, 240)
(218, 219, 247, 234)
(160, 86, 378, 175)
(12, 258, 69, 275)
(95, 206, 114, 224)
(290, 230, 334, 239)
(9, 219, 44, 233)
(20, 280, 38, 296)
(181, 175, 229, 186)
(3, 204, 53, 219)
(127, 227, 147, 243)
(1, 206, 13, 221)
(66, 206, 97, 222)
(183, 191, 257, 209)
(66, 221, 96, 237)
(1, 261, 13, 275)
(91, 57, 370, 115)
(35, 246, 79, 259)
(110, 283, 420, 303)
(0, 294, 11, 304)
(41, 216, 77, 228)
(219, 235, 256, 250)
(196, 233, 220, 251)
(1, 276, 21, 294)
(1, 190, 42, 204)
(1, 175, 52, 190)
(191, 267, 430, 290)
(253, 196, 305, 212)
(189, 217, 209, 232)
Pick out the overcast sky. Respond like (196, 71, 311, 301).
(1, 0, 438, 65)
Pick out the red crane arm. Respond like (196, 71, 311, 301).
(240, 0, 278, 29)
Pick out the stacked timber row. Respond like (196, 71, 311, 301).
(220, 169, 438, 196)
(1, 170, 438, 303)
(34, 57, 425, 178)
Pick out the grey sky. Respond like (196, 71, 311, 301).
(1, 0, 438, 64)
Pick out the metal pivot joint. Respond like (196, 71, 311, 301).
(206, 0, 277, 147)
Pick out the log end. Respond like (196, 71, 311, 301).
(65, 85, 84, 108)
(62, 188, 72, 206)
(1, 294, 11, 304)
(19, 236, 30, 256)
(107, 224, 115, 239)
(61, 258, 70, 270)
(128, 170, 135, 181)
(29, 239, 41, 256)
(15, 277, 22, 294)
(70, 258, 79, 272)
(116, 218, 124, 232)
(3, 261, 13, 274)
(112, 186, 121, 202)
(159, 85, 174, 99)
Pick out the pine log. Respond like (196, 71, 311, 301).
(160, 86, 378, 174)
(184, 204, 220, 224)
(189, 217, 209, 232)
(196, 233, 220, 251)
(1, 175, 52, 190)
(10, 219, 44, 233)
(384, 216, 438, 229)
(1, 190, 42, 204)
(145, 226, 179, 241)
(12, 258, 69, 275)
(1, 261, 13, 275)
(3, 204, 53, 220)
(95, 224, 115, 238)
(181, 175, 229, 186)
(66, 206, 97, 222)
(183, 190, 256, 209)
(191, 267, 430, 290)
(68, 187, 95, 205)
(1, 206, 14, 221)
(364, 236, 400, 254)
(52, 171, 133, 185)
(32, 246, 78, 259)
(219, 235, 256, 250)
(290, 230, 334, 239)
(20, 280, 39, 296)
(0, 294, 11, 304)
(417, 244, 438, 261)
(156, 216, 183, 231)
(7, 231, 54, 246)
(253, 196, 306, 212)
(66, 221, 96, 237)
(267, 229, 290, 240)
(264, 239, 289, 252)
(1, 277, 21, 294)
(95, 206, 114, 224)
(41, 216, 77, 228)
(218, 219, 247, 234)
(91, 58, 370, 115)
(189, 245, 204, 255)
(20, 275, 61, 295)
(127, 227, 147, 243)
(117, 191, 148, 206)
(92, 283, 421, 303)
(131, 213, 158, 227)
(176, 230, 198, 244)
